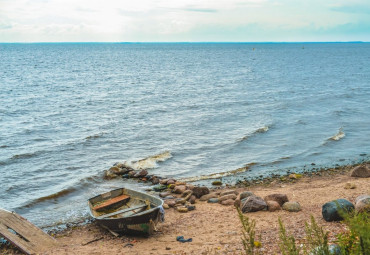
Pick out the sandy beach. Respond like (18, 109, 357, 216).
(1, 165, 369, 255)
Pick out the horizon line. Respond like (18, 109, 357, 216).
(0, 41, 368, 44)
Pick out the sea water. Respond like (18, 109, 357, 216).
(0, 43, 369, 228)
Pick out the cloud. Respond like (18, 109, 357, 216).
(183, 8, 218, 13)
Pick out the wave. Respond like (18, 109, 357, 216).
(10, 151, 44, 160)
(124, 151, 172, 170)
(237, 125, 271, 142)
(329, 128, 345, 141)
(181, 162, 256, 182)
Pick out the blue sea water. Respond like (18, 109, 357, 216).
(0, 43, 369, 228)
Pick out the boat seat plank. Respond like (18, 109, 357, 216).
(0, 209, 58, 255)
(93, 194, 130, 211)
(97, 204, 147, 219)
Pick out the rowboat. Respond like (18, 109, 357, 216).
(88, 187, 164, 236)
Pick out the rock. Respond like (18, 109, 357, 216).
(104, 170, 118, 179)
(151, 177, 160, 185)
(163, 196, 176, 200)
(212, 180, 222, 186)
(186, 184, 195, 190)
(186, 205, 196, 211)
(159, 192, 171, 198)
(167, 179, 176, 185)
(175, 198, 186, 205)
(153, 185, 167, 192)
(189, 195, 196, 204)
(239, 191, 254, 200)
(192, 186, 210, 198)
(199, 193, 218, 201)
(322, 199, 354, 222)
(109, 166, 121, 174)
(220, 190, 238, 197)
(168, 184, 175, 189)
(356, 194, 370, 203)
(181, 190, 193, 198)
(264, 194, 289, 206)
(128, 171, 137, 177)
(241, 196, 267, 213)
(165, 200, 176, 208)
(350, 164, 370, 178)
(160, 179, 169, 185)
(219, 194, 237, 202)
(221, 199, 235, 206)
(134, 169, 148, 178)
(173, 185, 187, 194)
(163, 204, 170, 209)
(177, 206, 188, 213)
(355, 195, 370, 213)
(266, 201, 281, 212)
(289, 173, 302, 179)
(208, 198, 219, 203)
(344, 183, 356, 189)
(282, 201, 301, 212)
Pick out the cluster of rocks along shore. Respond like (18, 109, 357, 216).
(103, 162, 370, 216)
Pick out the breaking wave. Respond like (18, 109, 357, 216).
(237, 125, 271, 142)
(125, 151, 172, 170)
(181, 162, 256, 182)
(329, 128, 345, 141)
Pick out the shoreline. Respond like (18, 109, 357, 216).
(1, 162, 369, 254)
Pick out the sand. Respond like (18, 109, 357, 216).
(1, 170, 369, 255)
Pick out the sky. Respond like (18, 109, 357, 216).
(0, 0, 369, 42)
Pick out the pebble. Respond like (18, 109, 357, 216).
(282, 201, 301, 212)
(208, 198, 219, 203)
(177, 207, 189, 213)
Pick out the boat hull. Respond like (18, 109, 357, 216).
(88, 188, 164, 236)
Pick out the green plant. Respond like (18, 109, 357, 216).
(337, 211, 369, 255)
(303, 216, 330, 255)
(278, 217, 300, 255)
(236, 207, 262, 255)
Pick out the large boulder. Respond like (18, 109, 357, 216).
(192, 186, 210, 198)
(322, 199, 354, 222)
(350, 165, 370, 178)
(241, 196, 267, 213)
(264, 193, 289, 206)
(282, 201, 301, 212)
(355, 195, 370, 213)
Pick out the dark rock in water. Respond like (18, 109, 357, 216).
(350, 164, 370, 178)
(153, 185, 167, 192)
(322, 199, 354, 222)
(241, 196, 267, 213)
(193, 186, 209, 198)
(134, 169, 148, 178)
(282, 202, 301, 212)
(266, 201, 281, 212)
(264, 193, 289, 206)
(208, 198, 219, 203)
(212, 180, 222, 186)
(355, 195, 370, 213)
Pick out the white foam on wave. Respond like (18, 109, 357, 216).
(125, 151, 172, 170)
(238, 125, 270, 142)
(329, 128, 345, 141)
(181, 162, 256, 182)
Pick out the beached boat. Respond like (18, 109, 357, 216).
(88, 187, 164, 236)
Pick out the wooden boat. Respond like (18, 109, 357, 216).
(88, 187, 164, 236)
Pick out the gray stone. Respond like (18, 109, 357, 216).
(219, 194, 237, 202)
(350, 164, 370, 178)
(322, 199, 354, 222)
(208, 198, 219, 203)
(239, 191, 254, 200)
(199, 193, 218, 201)
(355, 195, 370, 213)
(264, 194, 289, 206)
(241, 196, 267, 213)
(356, 194, 370, 203)
(282, 201, 301, 212)
(192, 186, 210, 198)
(266, 200, 281, 212)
